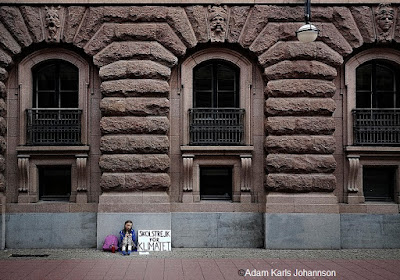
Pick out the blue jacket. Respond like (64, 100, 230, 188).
(119, 229, 135, 247)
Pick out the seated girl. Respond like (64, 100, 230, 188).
(119, 220, 136, 255)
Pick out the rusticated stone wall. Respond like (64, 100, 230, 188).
(0, 81, 5, 192)
(0, 4, 399, 194)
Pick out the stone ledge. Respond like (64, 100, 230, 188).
(345, 146, 400, 156)
(171, 202, 261, 213)
(16, 145, 90, 154)
(1, 1, 389, 4)
(5, 203, 98, 213)
(266, 203, 340, 213)
(97, 203, 171, 213)
(339, 203, 399, 214)
(99, 191, 169, 204)
(180, 145, 254, 156)
(265, 192, 339, 213)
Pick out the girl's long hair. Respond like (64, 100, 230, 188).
(123, 220, 133, 234)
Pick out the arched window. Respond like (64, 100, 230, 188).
(28, 59, 81, 145)
(193, 60, 239, 108)
(343, 50, 400, 207)
(12, 49, 92, 204)
(190, 60, 243, 146)
(356, 60, 399, 109)
(33, 60, 79, 108)
(352, 59, 400, 146)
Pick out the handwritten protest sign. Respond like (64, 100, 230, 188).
(137, 230, 171, 252)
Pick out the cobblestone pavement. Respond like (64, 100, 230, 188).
(0, 248, 399, 279)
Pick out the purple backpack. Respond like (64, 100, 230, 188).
(103, 235, 118, 251)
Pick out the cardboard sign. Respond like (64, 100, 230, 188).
(137, 230, 171, 252)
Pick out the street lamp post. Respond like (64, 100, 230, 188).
(296, 0, 319, 43)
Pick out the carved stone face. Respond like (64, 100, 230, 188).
(45, 7, 60, 28)
(375, 4, 394, 33)
(210, 15, 226, 33)
(377, 12, 394, 32)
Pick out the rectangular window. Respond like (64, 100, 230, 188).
(39, 166, 71, 201)
(200, 167, 232, 200)
(363, 166, 395, 202)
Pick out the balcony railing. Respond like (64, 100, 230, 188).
(353, 108, 400, 146)
(26, 108, 82, 145)
(189, 108, 245, 145)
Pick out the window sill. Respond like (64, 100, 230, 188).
(345, 146, 400, 156)
(16, 145, 90, 155)
(199, 200, 233, 203)
(181, 145, 253, 156)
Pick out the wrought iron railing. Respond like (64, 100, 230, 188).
(26, 109, 82, 145)
(353, 108, 400, 146)
(189, 108, 245, 145)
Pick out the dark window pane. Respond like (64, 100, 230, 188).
(356, 64, 372, 91)
(363, 167, 395, 201)
(376, 64, 394, 91)
(59, 63, 79, 91)
(356, 91, 371, 108)
(39, 166, 71, 201)
(200, 167, 232, 200)
(193, 60, 239, 109)
(37, 64, 56, 91)
(194, 64, 212, 91)
(60, 91, 79, 108)
(356, 61, 399, 109)
(194, 79, 212, 91)
(195, 92, 212, 107)
(195, 64, 212, 79)
(217, 64, 235, 80)
(33, 60, 79, 108)
(217, 64, 235, 91)
(377, 92, 395, 108)
(397, 92, 400, 108)
(217, 79, 235, 91)
(37, 92, 57, 108)
(218, 91, 236, 107)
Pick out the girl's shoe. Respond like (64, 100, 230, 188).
(127, 250, 131, 255)
(122, 251, 126, 255)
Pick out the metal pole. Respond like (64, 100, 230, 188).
(305, 0, 311, 23)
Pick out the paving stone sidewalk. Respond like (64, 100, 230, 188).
(0, 248, 399, 280)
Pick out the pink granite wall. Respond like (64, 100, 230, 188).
(0, 4, 399, 196)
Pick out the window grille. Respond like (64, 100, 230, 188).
(189, 108, 244, 145)
(26, 108, 82, 145)
(352, 108, 400, 146)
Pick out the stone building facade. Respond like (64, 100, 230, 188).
(0, 0, 399, 249)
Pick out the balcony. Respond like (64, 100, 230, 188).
(26, 109, 82, 145)
(353, 108, 400, 146)
(189, 108, 245, 146)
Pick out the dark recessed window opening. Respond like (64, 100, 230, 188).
(356, 60, 399, 109)
(27, 60, 82, 145)
(200, 167, 232, 200)
(193, 60, 239, 108)
(33, 60, 79, 109)
(363, 166, 395, 202)
(190, 60, 244, 145)
(39, 166, 71, 201)
(353, 60, 400, 146)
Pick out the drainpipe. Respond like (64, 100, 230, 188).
(1, 192, 5, 250)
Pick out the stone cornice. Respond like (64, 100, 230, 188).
(0, 0, 396, 5)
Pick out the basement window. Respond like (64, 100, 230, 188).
(39, 166, 71, 201)
(363, 166, 395, 202)
(200, 167, 232, 200)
